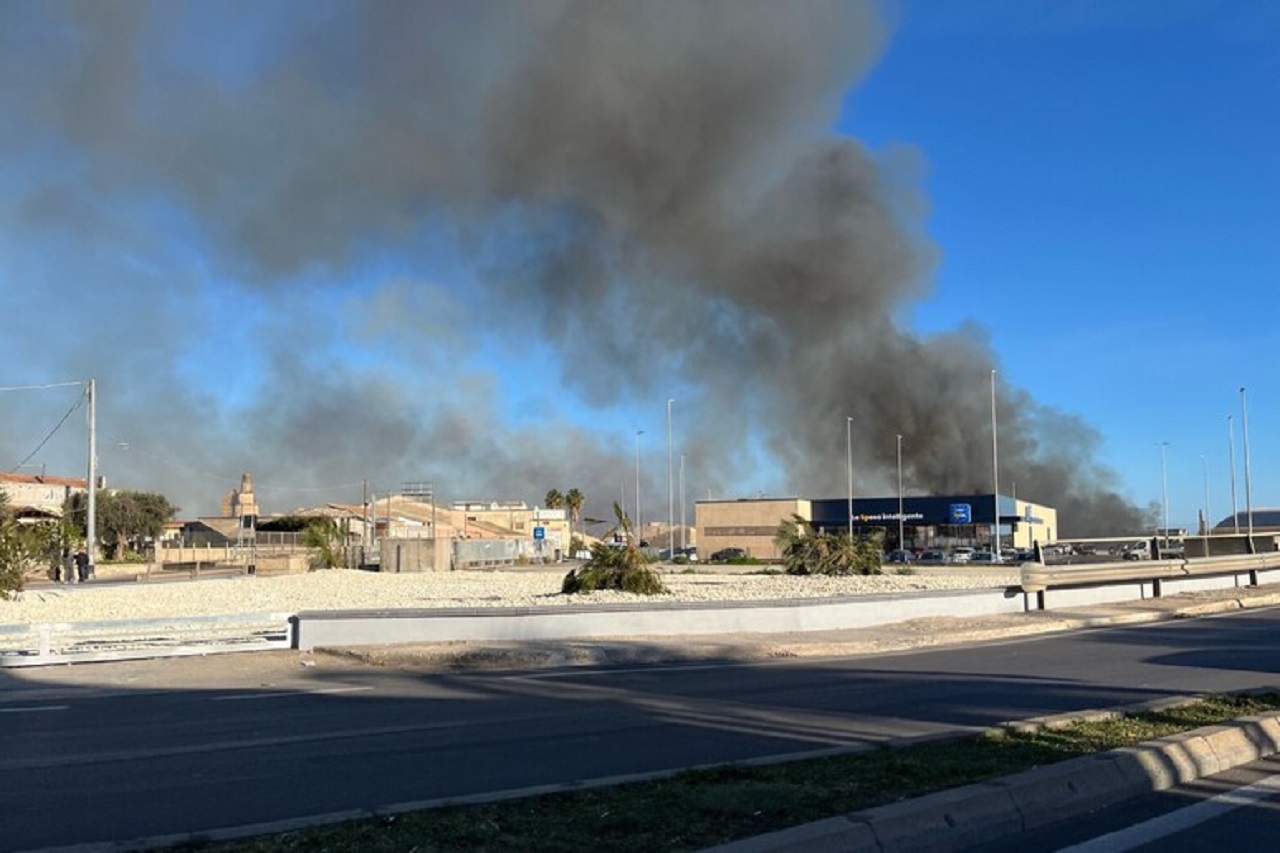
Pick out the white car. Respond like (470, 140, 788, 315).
(950, 547, 974, 563)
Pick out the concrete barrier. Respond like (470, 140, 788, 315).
(293, 587, 1029, 650)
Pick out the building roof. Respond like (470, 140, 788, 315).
(0, 472, 88, 488)
(1213, 509, 1280, 530)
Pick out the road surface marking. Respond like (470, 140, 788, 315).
(0, 705, 69, 713)
(212, 686, 375, 701)
(1057, 773, 1280, 852)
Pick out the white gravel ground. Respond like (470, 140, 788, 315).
(2, 567, 1021, 624)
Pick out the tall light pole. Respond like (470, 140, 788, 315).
(1228, 414, 1240, 534)
(86, 376, 97, 568)
(666, 398, 675, 558)
(635, 429, 644, 544)
(1241, 387, 1254, 551)
(846, 416, 854, 538)
(679, 452, 687, 551)
(1201, 455, 1211, 537)
(1156, 441, 1170, 549)
(896, 433, 905, 550)
(990, 369, 1000, 551)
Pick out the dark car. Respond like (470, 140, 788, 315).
(885, 549, 914, 564)
(710, 547, 747, 562)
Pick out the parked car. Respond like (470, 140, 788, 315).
(916, 549, 948, 565)
(885, 549, 915, 564)
(949, 546, 975, 564)
(676, 547, 699, 562)
(969, 550, 996, 564)
(709, 547, 747, 562)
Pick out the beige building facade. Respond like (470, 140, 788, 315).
(0, 472, 87, 518)
(695, 498, 811, 561)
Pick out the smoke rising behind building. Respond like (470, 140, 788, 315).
(0, 1, 1159, 536)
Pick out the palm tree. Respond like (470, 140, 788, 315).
(775, 515, 882, 576)
(565, 488, 584, 538)
(545, 489, 564, 510)
(562, 502, 666, 595)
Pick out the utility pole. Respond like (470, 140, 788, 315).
(846, 416, 854, 538)
(635, 430, 644, 544)
(86, 378, 97, 573)
(1241, 387, 1255, 552)
(1228, 414, 1239, 534)
(679, 452, 687, 551)
(990, 370, 1000, 551)
(667, 398, 674, 559)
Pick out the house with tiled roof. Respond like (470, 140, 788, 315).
(0, 472, 87, 520)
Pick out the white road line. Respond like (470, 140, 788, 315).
(211, 686, 375, 702)
(1057, 773, 1280, 852)
(0, 705, 69, 713)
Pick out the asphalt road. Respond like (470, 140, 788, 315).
(3, 607, 1280, 851)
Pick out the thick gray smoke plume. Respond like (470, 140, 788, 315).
(0, 0, 1153, 536)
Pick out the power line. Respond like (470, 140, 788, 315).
(7, 387, 87, 473)
(0, 381, 86, 393)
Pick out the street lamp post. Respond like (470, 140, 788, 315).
(896, 434, 905, 550)
(635, 430, 644, 544)
(1241, 387, 1254, 551)
(1228, 415, 1240, 534)
(990, 370, 1000, 551)
(1201, 455, 1211, 537)
(1157, 441, 1170, 549)
(667, 398, 674, 559)
(679, 453, 687, 551)
(846, 416, 854, 538)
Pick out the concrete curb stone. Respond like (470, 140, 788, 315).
(702, 709, 1280, 852)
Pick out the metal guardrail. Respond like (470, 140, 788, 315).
(0, 612, 295, 668)
(1020, 552, 1280, 596)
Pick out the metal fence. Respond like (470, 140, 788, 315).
(0, 612, 295, 667)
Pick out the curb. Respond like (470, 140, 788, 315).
(702, 697, 1280, 852)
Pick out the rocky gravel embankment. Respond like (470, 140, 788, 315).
(2, 566, 1020, 624)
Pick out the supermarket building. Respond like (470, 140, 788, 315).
(695, 493, 1057, 561)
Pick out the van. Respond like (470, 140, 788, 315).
(1122, 540, 1150, 561)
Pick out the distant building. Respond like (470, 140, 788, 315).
(696, 493, 1057, 560)
(0, 472, 88, 520)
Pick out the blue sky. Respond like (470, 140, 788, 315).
(841, 0, 1279, 529)
(0, 1, 1275, 535)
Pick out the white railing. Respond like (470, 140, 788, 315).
(1020, 552, 1280, 600)
(0, 612, 294, 667)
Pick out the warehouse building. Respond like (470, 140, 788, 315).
(695, 493, 1057, 561)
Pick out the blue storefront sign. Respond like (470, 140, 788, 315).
(949, 503, 972, 524)
(533, 526, 546, 541)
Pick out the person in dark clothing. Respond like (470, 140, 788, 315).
(74, 549, 91, 582)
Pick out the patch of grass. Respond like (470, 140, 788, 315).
(172, 692, 1280, 853)
(893, 566, 917, 575)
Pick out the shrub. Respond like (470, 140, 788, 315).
(0, 521, 59, 600)
(775, 515, 883, 576)
(561, 503, 667, 596)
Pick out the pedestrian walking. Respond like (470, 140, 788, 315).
(74, 549, 91, 582)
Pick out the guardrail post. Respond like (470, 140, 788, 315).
(1152, 578, 1162, 598)
(37, 624, 52, 658)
